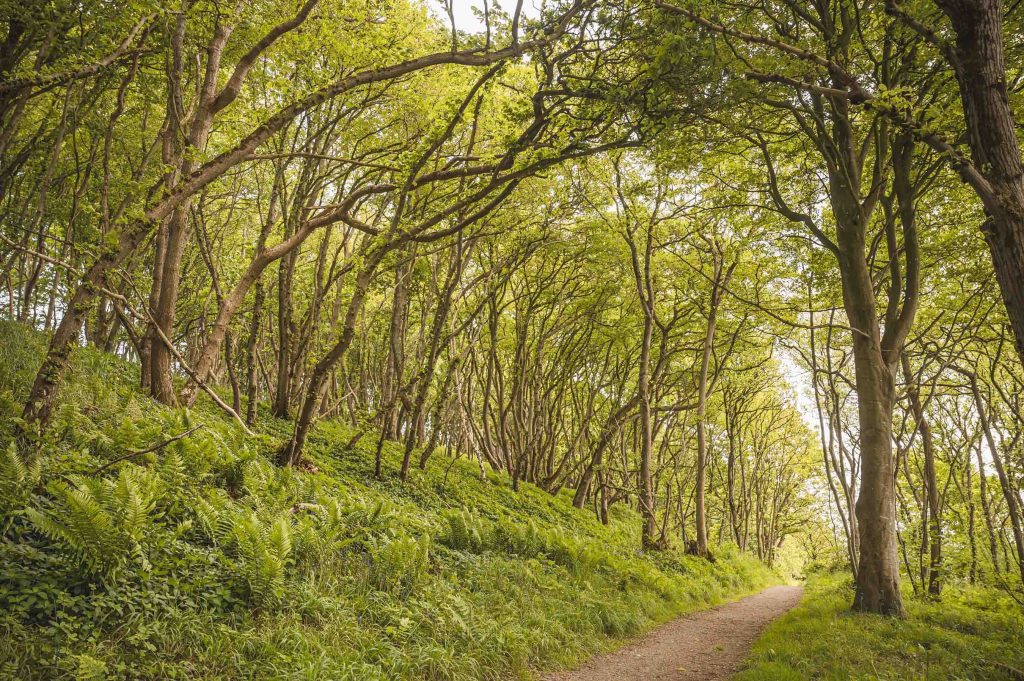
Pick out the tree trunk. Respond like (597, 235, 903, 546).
(831, 155, 905, 615)
(148, 19, 231, 404)
(975, 438, 1002, 577)
(694, 244, 732, 558)
(384, 252, 412, 441)
(938, 0, 1024, 367)
(637, 305, 657, 549)
(836, 227, 904, 615)
(408, 242, 466, 476)
(901, 355, 941, 596)
(848, 334, 902, 614)
(280, 248, 386, 466)
(149, 203, 191, 404)
(965, 369, 1024, 585)
(624, 224, 658, 550)
(273, 240, 297, 420)
(244, 279, 265, 426)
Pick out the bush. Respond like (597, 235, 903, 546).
(368, 534, 431, 596)
(24, 468, 164, 579)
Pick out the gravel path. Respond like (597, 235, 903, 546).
(544, 585, 803, 681)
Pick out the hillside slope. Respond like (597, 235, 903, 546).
(0, 322, 775, 680)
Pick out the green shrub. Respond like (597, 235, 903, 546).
(0, 444, 42, 528)
(24, 468, 163, 579)
(368, 534, 431, 596)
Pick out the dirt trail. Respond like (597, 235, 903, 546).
(544, 585, 803, 681)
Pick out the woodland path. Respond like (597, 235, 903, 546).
(544, 584, 803, 681)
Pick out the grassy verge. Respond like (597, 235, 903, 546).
(737, 573, 1024, 681)
(0, 322, 776, 680)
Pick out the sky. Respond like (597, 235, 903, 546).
(428, 0, 542, 34)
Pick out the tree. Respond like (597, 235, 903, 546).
(19, 0, 594, 430)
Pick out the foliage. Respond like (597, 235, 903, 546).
(25, 468, 164, 578)
(0, 324, 776, 680)
(5, 0, 1024, 669)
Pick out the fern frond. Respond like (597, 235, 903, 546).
(269, 517, 293, 564)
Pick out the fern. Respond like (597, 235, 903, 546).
(230, 512, 294, 607)
(24, 468, 162, 578)
(440, 508, 487, 553)
(192, 490, 242, 549)
(158, 446, 187, 487)
(368, 533, 431, 595)
(0, 442, 42, 528)
(291, 498, 361, 569)
(267, 516, 292, 563)
(345, 499, 396, 537)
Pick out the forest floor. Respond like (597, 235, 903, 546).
(544, 585, 803, 681)
(0, 321, 778, 680)
(736, 574, 1024, 680)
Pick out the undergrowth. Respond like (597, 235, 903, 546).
(0, 322, 775, 680)
(737, 572, 1024, 681)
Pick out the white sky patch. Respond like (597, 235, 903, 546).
(777, 346, 820, 433)
(427, 0, 543, 34)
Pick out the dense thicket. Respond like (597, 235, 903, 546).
(1, 0, 1023, 638)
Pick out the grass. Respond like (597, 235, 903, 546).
(737, 573, 1024, 681)
(0, 321, 777, 680)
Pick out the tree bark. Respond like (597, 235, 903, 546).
(624, 223, 658, 550)
(962, 368, 1024, 585)
(901, 354, 941, 596)
(936, 0, 1024, 367)
(148, 18, 234, 404)
(273, 230, 297, 420)
(694, 241, 733, 558)
(830, 112, 907, 617)
(836, 205, 904, 616)
(280, 247, 387, 466)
